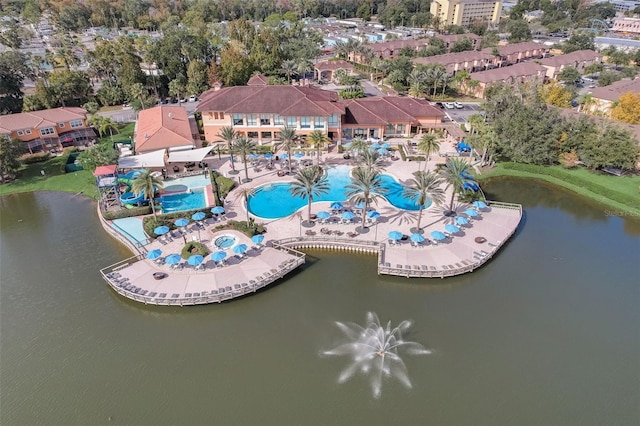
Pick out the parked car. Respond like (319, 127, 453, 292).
(444, 102, 455, 109)
(170, 97, 178, 103)
(435, 102, 445, 109)
(454, 102, 463, 109)
(188, 95, 198, 102)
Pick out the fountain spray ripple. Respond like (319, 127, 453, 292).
(323, 312, 431, 398)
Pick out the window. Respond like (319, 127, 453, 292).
(40, 127, 55, 136)
(247, 131, 258, 138)
(274, 115, 284, 125)
(261, 131, 272, 139)
(385, 123, 395, 134)
(69, 120, 83, 128)
(232, 114, 244, 126)
(260, 114, 270, 126)
(300, 117, 311, 129)
(17, 130, 24, 136)
(286, 116, 297, 127)
(247, 114, 257, 126)
(314, 117, 325, 129)
(214, 112, 219, 119)
(25, 129, 31, 134)
(58, 122, 65, 128)
(220, 112, 224, 119)
(214, 112, 225, 120)
(396, 124, 406, 134)
(328, 114, 339, 127)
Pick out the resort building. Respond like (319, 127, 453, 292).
(465, 62, 547, 98)
(583, 78, 640, 116)
(480, 42, 550, 66)
(313, 60, 356, 82)
(538, 50, 603, 80)
(413, 50, 498, 75)
(197, 85, 445, 144)
(430, 0, 503, 27)
(0, 107, 96, 154)
(611, 18, 640, 35)
(134, 105, 197, 154)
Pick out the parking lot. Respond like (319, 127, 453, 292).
(440, 102, 483, 125)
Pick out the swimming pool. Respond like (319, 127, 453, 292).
(247, 166, 430, 219)
(160, 188, 206, 213)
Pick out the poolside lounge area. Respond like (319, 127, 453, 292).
(100, 136, 522, 305)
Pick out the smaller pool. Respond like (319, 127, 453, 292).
(160, 188, 206, 213)
(214, 235, 237, 249)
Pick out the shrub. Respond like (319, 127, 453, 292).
(21, 152, 50, 164)
(228, 219, 265, 236)
(103, 205, 152, 220)
(398, 145, 407, 161)
(180, 241, 209, 259)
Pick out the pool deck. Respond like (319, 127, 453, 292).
(101, 138, 522, 305)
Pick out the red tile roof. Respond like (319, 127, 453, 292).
(344, 97, 443, 125)
(0, 107, 87, 132)
(247, 74, 269, 86)
(589, 78, 640, 102)
(135, 105, 194, 153)
(314, 60, 355, 71)
(470, 62, 546, 84)
(482, 41, 548, 56)
(539, 50, 601, 67)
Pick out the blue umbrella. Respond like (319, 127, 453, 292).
(248, 153, 259, 160)
(473, 200, 488, 209)
(465, 208, 479, 217)
(293, 152, 304, 159)
(211, 206, 225, 214)
(211, 251, 227, 262)
(164, 254, 182, 265)
(431, 231, 447, 241)
(410, 233, 425, 243)
(187, 254, 204, 266)
(317, 211, 331, 219)
(381, 143, 390, 149)
(367, 210, 381, 219)
(280, 153, 289, 159)
(354, 201, 365, 209)
(455, 216, 469, 226)
(251, 234, 264, 244)
(233, 244, 248, 254)
(343, 142, 352, 148)
(154, 225, 170, 235)
(371, 142, 380, 149)
(377, 148, 388, 155)
(341, 211, 355, 221)
(146, 249, 162, 259)
(388, 231, 403, 241)
(264, 153, 274, 159)
(174, 218, 190, 227)
(445, 224, 460, 234)
(330, 202, 343, 210)
(191, 212, 206, 221)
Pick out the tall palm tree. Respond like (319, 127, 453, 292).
(350, 137, 369, 157)
(232, 136, 256, 182)
(307, 130, 329, 165)
(280, 59, 297, 84)
(217, 126, 238, 171)
(130, 168, 164, 218)
(234, 186, 256, 224)
(357, 149, 384, 172)
(403, 171, 445, 230)
(289, 166, 330, 223)
(296, 59, 313, 80)
(417, 133, 440, 171)
(276, 126, 297, 174)
(345, 166, 387, 229)
(438, 158, 476, 215)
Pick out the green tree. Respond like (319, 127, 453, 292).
(597, 70, 622, 87)
(280, 59, 298, 84)
(541, 81, 573, 107)
(218, 40, 254, 86)
(168, 76, 187, 104)
(350, 138, 369, 157)
(186, 60, 209, 96)
(438, 158, 476, 215)
(580, 125, 640, 170)
(557, 67, 581, 85)
(32, 69, 92, 108)
(508, 20, 532, 42)
(0, 51, 29, 114)
(402, 171, 445, 230)
(218, 126, 238, 172)
(232, 135, 256, 182)
(345, 166, 387, 229)
(451, 37, 474, 53)
(0, 137, 24, 184)
(88, 116, 119, 140)
(357, 149, 384, 172)
(289, 165, 330, 222)
(131, 168, 164, 218)
(276, 126, 297, 174)
(307, 130, 329, 165)
(417, 133, 440, 170)
(562, 32, 595, 54)
(77, 142, 119, 172)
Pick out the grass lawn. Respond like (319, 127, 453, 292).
(99, 122, 135, 145)
(477, 163, 640, 216)
(0, 152, 99, 200)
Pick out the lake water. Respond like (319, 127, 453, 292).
(1, 179, 639, 426)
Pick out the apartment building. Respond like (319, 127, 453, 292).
(0, 107, 96, 154)
(413, 50, 498, 75)
(481, 42, 550, 66)
(465, 62, 547, 97)
(430, 0, 502, 27)
(585, 78, 640, 116)
(539, 50, 602, 80)
(134, 105, 197, 154)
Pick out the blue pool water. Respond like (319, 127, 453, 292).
(112, 217, 148, 245)
(247, 166, 429, 219)
(161, 189, 206, 213)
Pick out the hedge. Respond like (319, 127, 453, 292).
(398, 145, 407, 161)
(500, 162, 640, 211)
(21, 152, 50, 164)
(103, 205, 152, 220)
(180, 241, 209, 259)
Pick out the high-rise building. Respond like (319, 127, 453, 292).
(430, 0, 503, 27)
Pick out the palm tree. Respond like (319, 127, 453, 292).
(357, 149, 384, 172)
(307, 130, 329, 165)
(296, 59, 313, 80)
(289, 166, 330, 223)
(217, 126, 238, 172)
(350, 137, 369, 157)
(403, 171, 445, 230)
(130, 168, 164, 218)
(345, 166, 387, 229)
(232, 136, 256, 182)
(438, 158, 476, 215)
(234, 186, 256, 224)
(417, 134, 440, 170)
(276, 126, 297, 174)
(280, 59, 297, 84)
